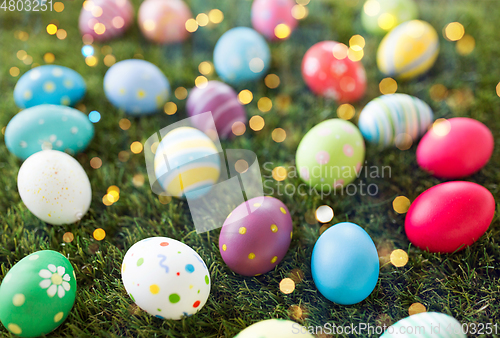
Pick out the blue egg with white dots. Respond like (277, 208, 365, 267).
(13, 65, 86, 109)
(4, 104, 94, 160)
(104, 59, 170, 116)
(311, 222, 379, 305)
(213, 27, 271, 84)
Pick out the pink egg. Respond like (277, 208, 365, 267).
(405, 181, 495, 253)
(417, 117, 494, 178)
(219, 196, 293, 276)
(79, 0, 134, 42)
(251, 0, 298, 41)
(302, 41, 366, 103)
(138, 0, 192, 44)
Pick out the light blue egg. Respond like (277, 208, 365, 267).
(5, 104, 94, 160)
(13, 65, 86, 109)
(213, 27, 271, 84)
(104, 59, 170, 115)
(311, 222, 379, 305)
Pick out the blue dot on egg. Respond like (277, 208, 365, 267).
(81, 45, 94, 57)
(185, 264, 195, 273)
(89, 111, 101, 123)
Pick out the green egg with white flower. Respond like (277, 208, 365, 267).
(0, 251, 76, 337)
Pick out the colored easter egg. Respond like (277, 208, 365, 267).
(0, 250, 77, 338)
(214, 27, 271, 84)
(302, 41, 367, 102)
(17, 150, 92, 225)
(311, 222, 379, 305)
(154, 127, 220, 199)
(5, 104, 94, 161)
(104, 59, 170, 115)
(235, 319, 314, 338)
(138, 0, 192, 44)
(186, 81, 247, 139)
(405, 181, 495, 253)
(251, 0, 298, 41)
(296, 119, 365, 191)
(219, 196, 292, 276)
(79, 0, 134, 41)
(358, 94, 433, 147)
(381, 312, 466, 338)
(13, 65, 86, 109)
(121, 237, 211, 320)
(377, 20, 439, 80)
(417, 118, 494, 178)
(361, 0, 418, 35)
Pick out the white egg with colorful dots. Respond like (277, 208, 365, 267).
(121, 237, 211, 320)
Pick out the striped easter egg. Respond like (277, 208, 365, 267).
(186, 81, 247, 139)
(154, 127, 221, 199)
(358, 94, 433, 147)
(79, 0, 134, 42)
(381, 312, 465, 337)
(377, 20, 439, 80)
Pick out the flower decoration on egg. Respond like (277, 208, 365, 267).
(39, 264, 72, 298)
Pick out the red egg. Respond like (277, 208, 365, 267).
(302, 41, 366, 103)
(417, 117, 494, 178)
(405, 181, 495, 253)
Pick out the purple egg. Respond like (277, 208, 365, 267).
(219, 196, 293, 276)
(186, 81, 247, 139)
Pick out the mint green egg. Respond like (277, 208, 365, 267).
(361, 0, 418, 35)
(296, 119, 365, 191)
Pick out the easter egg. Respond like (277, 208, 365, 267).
(377, 20, 439, 80)
(405, 181, 495, 253)
(5, 104, 94, 161)
(361, 0, 418, 35)
(121, 237, 211, 320)
(214, 27, 271, 84)
(154, 127, 220, 199)
(235, 319, 314, 338)
(17, 150, 92, 225)
(251, 0, 298, 41)
(417, 118, 494, 178)
(296, 119, 365, 191)
(138, 0, 192, 44)
(104, 59, 170, 115)
(13, 65, 86, 109)
(358, 94, 434, 147)
(78, 0, 134, 41)
(311, 222, 379, 305)
(219, 196, 292, 277)
(186, 81, 247, 139)
(381, 312, 465, 338)
(0, 251, 77, 338)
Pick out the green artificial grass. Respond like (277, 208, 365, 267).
(1, 0, 500, 337)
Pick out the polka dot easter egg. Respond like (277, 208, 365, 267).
(214, 27, 271, 84)
(79, 0, 134, 42)
(296, 119, 365, 191)
(154, 127, 221, 199)
(377, 20, 439, 80)
(219, 196, 293, 277)
(121, 237, 211, 320)
(5, 104, 94, 161)
(186, 81, 247, 139)
(358, 94, 433, 148)
(251, 0, 298, 41)
(302, 41, 367, 103)
(381, 312, 466, 338)
(235, 319, 314, 338)
(361, 0, 418, 36)
(0, 250, 77, 338)
(104, 59, 170, 115)
(139, 0, 192, 44)
(13, 65, 86, 109)
(17, 150, 92, 225)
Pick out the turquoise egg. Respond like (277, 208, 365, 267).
(5, 104, 94, 160)
(13, 65, 86, 109)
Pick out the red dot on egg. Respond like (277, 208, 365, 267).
(160, 242, 169, 247)
(193, 301, 200, 308)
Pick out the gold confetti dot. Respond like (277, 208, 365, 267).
(133, 174, 145, 188)
(444, 22, 465, 41)
(337, 103, 355, 120)
(9, 67, 20, 77)
(238, 90, 253, 105)
(291, 4, 308, 20)
(46, 24, 57, 35)
(257, 97, 272, 113)
(118, 151, 130, 162)
(208, 9, 224, 24)
(272, 128, 286, 142)
(280, 278, 295, 294)
(390, 249, 409, 267)
(90, 157, 102, 169)
(44, 53, 55, 64)
(93, 228, 106, 241)
(393, 196, 411, 214)
(432, 118, 451, 137)
(54, 2, 64, 12)
(288, 305, 303, 320)
(174, 87, 188, 100)
(315, 205, 334, 223)
(130, 141, 143, 154)
(275, 23, 291, 39)
(198, 61, 213, 75)
(272, 166, 287, 181)
(379, 77, 397, 94)
(408, 303, 426, 316)
(232, 121, 246, 136)
(395, 133, 413, 151)
(430, 84, 448, 102)
(289, 269, 305, 284)
(456, 34, 475, 55)
(249, 115, 265, 131)
(63, 232, 74, 243)
(234, 159, 249, 173)
(185, 18, 198, 33)
(104, 54, 116, 67)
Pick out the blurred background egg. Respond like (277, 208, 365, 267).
(361, 0, 418, 36)
(381, 312, 466, 338)
(121, 237, 211, 320)
(17, 150, 92, 225)
(79, 0, 134, 41)
(104, 59, 170, 115)
(251, 0, 298, 41)
(235, 319, 314, 338)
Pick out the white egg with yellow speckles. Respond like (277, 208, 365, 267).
(17, 150, 92, 225)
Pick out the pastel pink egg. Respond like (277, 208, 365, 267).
(251, 0, 298, 41)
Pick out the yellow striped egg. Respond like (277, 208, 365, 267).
(377, 20, 439, 80)
(154, 127, 220, 199)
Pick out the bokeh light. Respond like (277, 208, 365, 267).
(159, 194, 172, 204)
(196, 13, 209, 26)
(337, 103, 355, 120)
(249, 116, 265, 131)
(16, 50, 27, 60)
(456, 34, 475, 55)
(198, 61, 213, 75)
(56, 29, 67, 40)
(118, 151, 130, 162)
(378, 13, 396, 31)
(104, 54, 116, 67)
(164, 102, 177, 115)
(93, 228, 106, 241)
(379, 77, 397, 94)
(265, 74, 280, 88)
(185, 18, 198, 33)
(332, 43, 348, 60)
(82, 45, 94, 57)
(274, 24, 291, 39)
(347, 47, 363, 61)
(291, 4, 308, 20)
(85, 56, 98, 67)
(54, 2, 64, 12)
(429, 84, 448, 101)
(315, 205, 334, 223)
(272, 166, 287, 181)
(390, 249, 409, 267)
(9, 67, 20, 77)
(234, 159, 249, 173)
(363, 0, 380, 16)
(130, 141, 143, 154)
(393, 196, 411, 214)
(257, 97, 272, 112)
(175, 87, 188, 100)
(208, 9, 224, 24)
(90, 157, 102, 169)
(444, 22, 465, 41)
(395, 133, 412, 151)
(195, 76, 208, 88)
(238, 90, 253, 104)
(432, 118, 451, 136)
(280, 278, 295, 294)
(249, 58, 265, 73)
(62, 232, 74, 243)
(119, 118, 131, 130)
(89, 111, 101, 123)
(46, 24, 57, 35)
(272, 128, 286, 142)
(133, 174, 146, 187)
(232, 121, 246, 136)
(349, 35, 365, 50)
(44, 53, 55, 63)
